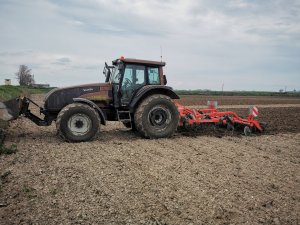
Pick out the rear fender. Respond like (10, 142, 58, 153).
(129, 86, 179, 113)
(73, 98, 106, 125)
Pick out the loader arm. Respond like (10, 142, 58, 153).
(20, 98, 51, 126)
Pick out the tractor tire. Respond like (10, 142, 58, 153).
(134, 94, 179, 139)
(56, 103, 100, 142)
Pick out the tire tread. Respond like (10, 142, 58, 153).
(56, 103, 100, 142)
(134, 94, 178, 138)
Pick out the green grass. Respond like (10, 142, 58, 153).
(175, 89, 300, 97)
(0, 85, 52, 101)
(0, 143, 17, 155)
(0, 85, 23, 101)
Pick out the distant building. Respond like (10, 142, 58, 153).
(32, 84, 50, 88)
(4, 79, 11, 85)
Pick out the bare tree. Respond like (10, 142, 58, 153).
(15, 65, 35, 86)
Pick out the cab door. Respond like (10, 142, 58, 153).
(111, 66, 122, 108)
(120, 64, 146, 106)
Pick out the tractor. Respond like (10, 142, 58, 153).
(2, 57, 180, 142)
(1, 57, 266, 142)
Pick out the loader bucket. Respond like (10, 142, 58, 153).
(0, 98, 21, 121)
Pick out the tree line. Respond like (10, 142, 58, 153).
(15, 65, 35, 86)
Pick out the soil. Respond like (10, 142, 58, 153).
(0, 94, 299, 225)
(178, 95, 300, 106)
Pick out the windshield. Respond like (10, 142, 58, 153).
(112, 66, 121, 83)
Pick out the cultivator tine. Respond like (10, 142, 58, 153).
(259, 122, 268, 131)
(224, 116, 235, 131)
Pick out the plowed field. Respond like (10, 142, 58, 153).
(178, 95, 300, 106)
(0, 94, 299, 225)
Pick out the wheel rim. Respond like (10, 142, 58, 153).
(67, 113, 91, 136)
(148, 106, 171, 128)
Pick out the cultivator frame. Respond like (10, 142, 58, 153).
(176, 103, 266, 135)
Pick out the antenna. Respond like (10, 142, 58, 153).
(160, 45, 163, 62)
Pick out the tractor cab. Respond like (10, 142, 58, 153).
(104, 57, 167, 108)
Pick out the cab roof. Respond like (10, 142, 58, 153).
(113, 57, 166, 66)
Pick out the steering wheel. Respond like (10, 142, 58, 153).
(124, 78, 132, 88)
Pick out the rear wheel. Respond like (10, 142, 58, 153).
(134, 94, 179, 138)
(56, 103, 100, 142)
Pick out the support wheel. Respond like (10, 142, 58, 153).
(56, 103, 100, 142)
(134, 94, 179, 138)
(244, 126, 251, 136)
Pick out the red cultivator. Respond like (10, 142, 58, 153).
(176, 102, 266, 136)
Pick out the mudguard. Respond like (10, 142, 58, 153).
(73, 98, 106, 125)
(129, 85, 179, 112)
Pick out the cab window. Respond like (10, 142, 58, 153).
(121, 64, 146, 103)
(112, 66, 121, 83)
(123, 65, 145, 85)
(148, 67, 160, 84)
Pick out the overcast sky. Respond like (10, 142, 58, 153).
(0, 0, 299, 91)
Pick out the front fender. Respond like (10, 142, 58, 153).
(129, 86, 179, 112)
(73, 98, 106, 125)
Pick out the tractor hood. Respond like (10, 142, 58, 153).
(44, 83, 112, 112)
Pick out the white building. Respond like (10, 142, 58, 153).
(4, 79, 11, 85)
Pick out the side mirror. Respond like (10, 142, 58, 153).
(163, 75, 167, 85)
(103, 62, 109, 75)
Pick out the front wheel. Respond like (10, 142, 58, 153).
(134, 94, 179, 138)
(56, 103, 100, 142)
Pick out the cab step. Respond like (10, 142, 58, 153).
(117, 110, 132, 122)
